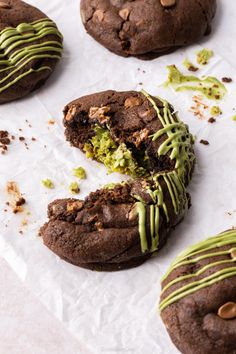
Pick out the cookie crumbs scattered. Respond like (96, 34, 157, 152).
(208, 117, 216, 124)
(0, 130, 11, 154)
(200, 139, 209, 146)
(69, 182, 80, 194)
(189, 95, 209, 119)
(73, 167, 87, 180)
(19, 136, 25, 141)
(42, 179, 54, 189)
(222, 77, 232, 83)
(6, 181, 26, 213)
(31, 137, 36, 141)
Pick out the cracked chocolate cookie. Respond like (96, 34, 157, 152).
(40, 90, 195, 271)
(160, 229, 236, 354)
(0, 0, 63, 104)
(80, 0, 217, 59)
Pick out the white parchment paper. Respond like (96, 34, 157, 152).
(1, 1, 236, 353)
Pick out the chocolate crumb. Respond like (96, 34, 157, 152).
(19, 136, 25, 141)
(222, 77, 232, 83)
(200, 139, 209, 145)
(208, 117, 216, 124)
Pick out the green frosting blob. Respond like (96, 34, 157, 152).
(165, 65, 227, 100)
(159, 230, 236, 312)
(83, 125, 146, 178)
(0, 18, 63, 94)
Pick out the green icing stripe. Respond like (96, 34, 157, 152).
(134, 91, 194, 254)
(0, 18, 63, 94)
(159, 230, 236, 312)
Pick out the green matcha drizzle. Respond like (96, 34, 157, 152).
(0, 18, 63, 93)
(134, 92, 193, 253)
(159, 230, 236, 312)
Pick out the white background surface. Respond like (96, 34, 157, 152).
(1, 1, 236, 353)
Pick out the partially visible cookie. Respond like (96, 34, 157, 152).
(160, 229, 236, 354)
(0, 0, 63, 104)
(80, 0, 217, 59)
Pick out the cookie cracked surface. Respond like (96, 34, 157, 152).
(40, 90, 195, 271)
(80, 0, 217, 59)
(160, 229, 236, 354)
(0, 0, 63, 104)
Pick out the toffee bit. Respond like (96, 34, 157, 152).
(183, 58, 199, 72)
(200, 139, 209, 146)
(48, 119, 55, 125)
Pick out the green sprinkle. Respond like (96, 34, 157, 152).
(69, 182, 80, 194)
(196, 48, 214, 65)
(42, 179, 54, 189)
(210, 106, 222, 117)
(73, 167, 86, 180)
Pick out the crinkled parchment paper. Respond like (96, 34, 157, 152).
(1, 1, 236, 353)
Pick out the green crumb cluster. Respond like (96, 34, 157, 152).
(73, 167, 86, 180)
(196, 48, 214, 65)
(83, 125, 146, 178)
(210, 106, 222, 117)
(42, 179, 54, 189)
(232, 115, 236, 121)
(69, 182, 80, 194)
(165, 65, 227, 100)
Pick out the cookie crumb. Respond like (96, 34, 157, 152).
(69, 182, 80, 194)
(208, 117, 216, 124)
(222, 77, 232, 83)
(6, 181, 26, 213)
(200, 139, 209, 146)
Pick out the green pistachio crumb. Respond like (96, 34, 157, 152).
(69, 182, 80, 194)
(83, 125, 146, 178)
(210, 106, 222, 117)
(232, 115, 236, 121)
(196, 48, 214, 65)
(73, 167, 86, 180)
(41, 179, 54, 189)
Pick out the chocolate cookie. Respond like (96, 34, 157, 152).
(0, 0, 63, 104)
(40, 90, 195, 271)
(160, 229, 236, 354)
(80, 0, 217, 59)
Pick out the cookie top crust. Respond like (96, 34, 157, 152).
(40, 90, 195, 271)
(80, 0, 217, 59)
(0, 0, 63, 103)
(160, 229, 236, 354)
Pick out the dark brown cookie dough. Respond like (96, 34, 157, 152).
(80, 0, 217, 59)
(40, 90, 195, 271)
(0, 0, 63, 104)
(160, 230, 236, 354)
